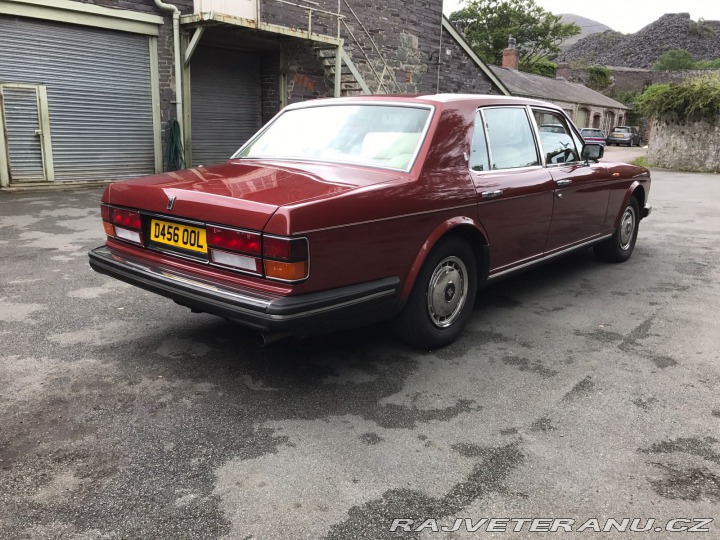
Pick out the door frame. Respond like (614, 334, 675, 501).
(0, 83, 54, 185)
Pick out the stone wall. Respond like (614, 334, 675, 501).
(647, 117, 720, 172)
(262, 0, 500, 100)
(435, 27, 502, 95)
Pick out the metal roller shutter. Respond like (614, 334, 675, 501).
(0, 15, 155, 182)
(191, 46, 262, 166)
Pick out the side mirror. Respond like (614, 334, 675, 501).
(582, 143, 604, 162)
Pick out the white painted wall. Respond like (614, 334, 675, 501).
(194, 0, 257, 20)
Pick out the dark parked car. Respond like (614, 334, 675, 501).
(607, 126, 641, 146)
(580, 128, 606, 146)
(89, 95, 652, 348)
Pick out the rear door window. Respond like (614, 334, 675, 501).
(479, 107, 540, 170)
(531, 109, 581, 165)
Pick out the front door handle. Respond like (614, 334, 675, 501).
(481, 190, 503, 199)
(556, 179, 572, 186)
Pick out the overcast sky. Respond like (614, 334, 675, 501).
(442, 0, 720, 35)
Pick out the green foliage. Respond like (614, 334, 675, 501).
(651, 49, 696, 71)
(449, 0, 580, 73)
(634, 74, 720, 120)
(586, 65, 612, 91)
(650, 48, 720, 71)
(616, 91, 641, 107)
(630, 156, 652, 168)
(524, 58, 556, 77)
(688, 18, 716, 37)
(695, 58, 720, 69)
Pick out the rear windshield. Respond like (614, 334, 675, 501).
(613, 127, 631, 133)
(582, 129, 604, 136)
(234, 104, 433, 172)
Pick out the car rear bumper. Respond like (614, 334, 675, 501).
(88, 245, 401, 336)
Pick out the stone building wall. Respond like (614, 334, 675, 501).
(262, 0, 501, 101)
(435, 27, 502, 95)
(647, 117, 720, 172)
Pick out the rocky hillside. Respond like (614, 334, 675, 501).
(558, 14, 612, 49)
(556, 13, 720, 68)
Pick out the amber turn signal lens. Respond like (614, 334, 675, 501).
(103, 221, 115, 237)
(264, 260, 308, 281)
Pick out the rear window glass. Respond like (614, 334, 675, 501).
(613, 127, 631, 133)
(235, 104, 432, 172)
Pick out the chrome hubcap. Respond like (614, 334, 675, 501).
(619, 206, 636, 250)
(427, 256, 468, 328)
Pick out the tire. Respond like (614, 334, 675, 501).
(594, 197, 640, 263)
(393, 237, 478, 349)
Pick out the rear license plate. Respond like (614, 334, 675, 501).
(150, 219, 207, 254)
(613, 133, 623, 137)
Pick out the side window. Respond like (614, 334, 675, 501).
(469, 111, 490, 172)
(532, 109, 581, 165)
(483, 107, 539, 170)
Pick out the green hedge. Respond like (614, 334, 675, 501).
(634, 74, 720, 120)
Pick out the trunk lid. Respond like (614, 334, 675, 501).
(104, 160, 396, 231)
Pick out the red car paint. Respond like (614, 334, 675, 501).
(91, 94, 651, 343)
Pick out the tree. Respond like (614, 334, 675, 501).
(449, 0, 580, 74)
(651, 49, 696, 71)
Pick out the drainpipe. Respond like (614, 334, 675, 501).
(154, 0, 184, 146)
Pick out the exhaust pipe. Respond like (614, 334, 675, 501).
(256, 332, 293, 347)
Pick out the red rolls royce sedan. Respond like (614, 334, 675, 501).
(89, 95, 651, 348)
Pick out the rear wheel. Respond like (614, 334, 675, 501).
(594, 197, 640, 263)
(393, 237, 477, 349)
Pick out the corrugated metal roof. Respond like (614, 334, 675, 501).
(489, 66, 629, 110)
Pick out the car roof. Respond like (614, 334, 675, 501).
(283, 93, 564, 112)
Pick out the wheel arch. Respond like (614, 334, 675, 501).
(400, 218, 489, 301)
(614, 181, 645, 228)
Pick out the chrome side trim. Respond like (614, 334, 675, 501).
(487, 233, 613, 281)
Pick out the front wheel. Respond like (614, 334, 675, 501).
(594, 197, 640, 263)
(393, 237, 478, 349)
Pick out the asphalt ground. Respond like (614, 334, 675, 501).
(1, 158, 719, 539)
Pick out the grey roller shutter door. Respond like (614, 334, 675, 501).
(0, 15, 155, 182)
(191, 46, 262, 166)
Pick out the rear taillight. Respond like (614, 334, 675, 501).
(205, 227, 308, 282)
(207, 226, 261, 256)
(262, 235, 309, 282)
(206, 226, 262, 274)
(101, 204, 143, 245)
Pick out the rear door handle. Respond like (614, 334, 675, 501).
(556, 179, 572, 186)
(481, 190, 503, 199)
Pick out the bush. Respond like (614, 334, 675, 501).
(586, 65, 612, 91)
(695, 59, 720, 70)
(651, 49, 720, 71)
(651, 49, 696, 71)
(634, 74, 720, 120)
